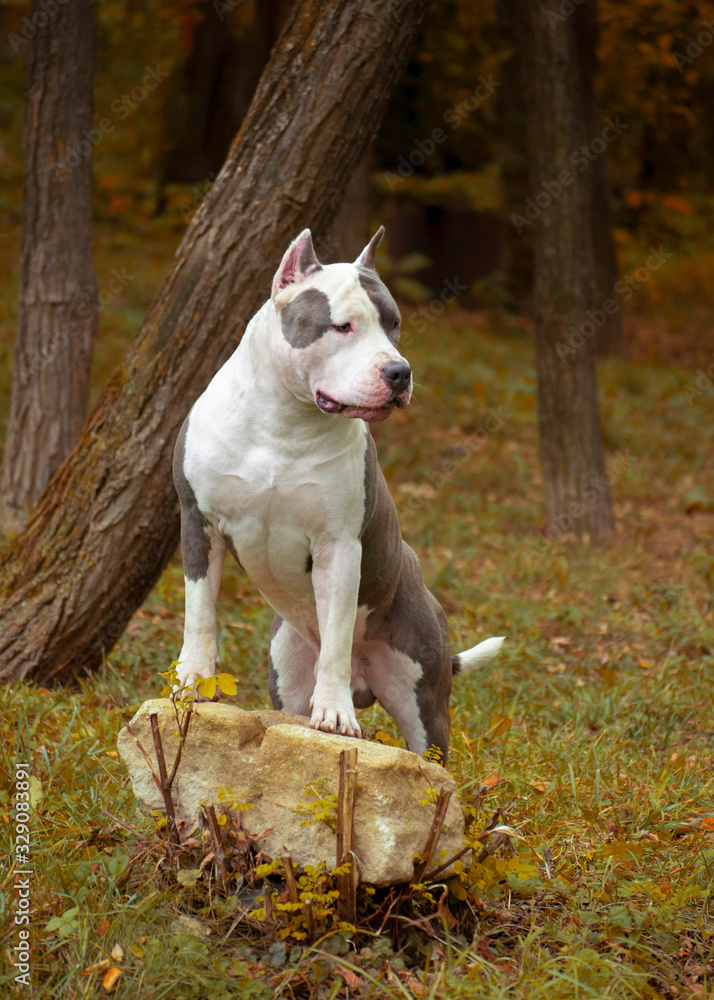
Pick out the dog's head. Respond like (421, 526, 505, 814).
(269, 228, 411, 422)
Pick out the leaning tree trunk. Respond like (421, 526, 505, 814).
(522, 0, 615, 543)
(0, 0, 98, 531)
(0, 0, 432, 683)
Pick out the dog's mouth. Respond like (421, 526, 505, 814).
(315, 389, 407, 423)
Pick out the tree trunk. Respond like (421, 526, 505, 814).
(0, 0, 432, 683)
(573, 0, 622, 358)
(324, 147, 375, 262)
(158, 0, 293, 194)
(522, 0, 615, 544)
(0, 0, 98, 531)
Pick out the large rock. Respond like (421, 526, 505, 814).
(117, 700, 466, 886)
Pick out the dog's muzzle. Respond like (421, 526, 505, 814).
(380, 362, 412, 394)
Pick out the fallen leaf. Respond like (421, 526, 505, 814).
(437, 895, 457, 930)
(473, 936, 497, 961)
(111, 943, 124, 962)
(83, 959, 111, 975)
(336, 966, 364, 989)
(405, 975, 425, 995)
(102, 967, 122, 991)
(487, 715, 511, 739)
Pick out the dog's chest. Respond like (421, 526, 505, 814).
(192, 419, 369, 618)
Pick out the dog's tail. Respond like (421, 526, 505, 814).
(452, 636, 505, 675)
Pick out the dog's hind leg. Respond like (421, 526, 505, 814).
(361, 643, 450, 760)
(268, 615, 318, 717)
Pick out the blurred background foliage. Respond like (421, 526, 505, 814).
(0, 0, 712, 272)
(1, 0, 714, 415)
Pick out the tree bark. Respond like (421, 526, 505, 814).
(0, 0, 432, 683)
(0, 0, 98, 531)
(522, 0, 615, 543)
(573, 0, 622, 358)
(324, 147, 375, 262)
(158, 0, 293, 194)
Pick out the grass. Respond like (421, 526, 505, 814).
(1, 211, 713, 997)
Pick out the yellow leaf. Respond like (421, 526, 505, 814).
(423, 744, 444, 765)
(197, 676, 217, 700)
(83, 959, 111, 975)
(29, 776, 43, 807)
(217, 813, 227, 826)
(486, 715, 512, 739)
(215, 673, 238, 696)
(102, 967, 122, 991)
(372, 730, 400, 748)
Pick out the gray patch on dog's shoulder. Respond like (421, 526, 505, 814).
(358, 432, 402, 608)
(357, 268, 401, 345)
(281, 287, 332, 348)
(173, 416, 210, 582)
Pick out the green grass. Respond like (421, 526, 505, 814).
(1, 219, 714, 997)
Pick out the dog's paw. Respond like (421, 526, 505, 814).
(172, 669, 220, 703)
(309, 701, 362, 739)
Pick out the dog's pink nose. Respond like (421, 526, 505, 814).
(381, 362, 411, 393)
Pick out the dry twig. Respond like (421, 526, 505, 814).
(336, 746, 359, 924)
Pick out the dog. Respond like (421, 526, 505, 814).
(173, 227, 503, 762)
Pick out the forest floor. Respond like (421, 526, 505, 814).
(0, 215, 713, 998)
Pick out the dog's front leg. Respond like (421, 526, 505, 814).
(175, 523, 226, 692)
(310, 536, 362, 738)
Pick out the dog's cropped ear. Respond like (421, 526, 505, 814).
(354, 226, 385, 270)
(272, 230, 322, 298)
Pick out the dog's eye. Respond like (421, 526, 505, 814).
(333, 322, 351, 333)
(393, 318, 400, 329)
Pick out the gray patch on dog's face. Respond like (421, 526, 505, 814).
(281, 288, 332, 349)
(173, 417, 211, 582)
(357, 269, 401, 345)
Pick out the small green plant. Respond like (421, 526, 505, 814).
(294, 778, 338, 831)
(215, 785, 256, 826)
(159, 660, 239, 701)
(251, 858, 367, 942)
(423, 744, 445, 765)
